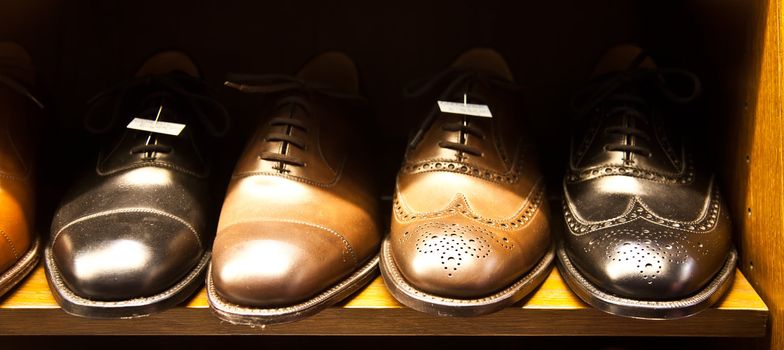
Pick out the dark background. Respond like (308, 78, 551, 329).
(0, 1, 764, 348)
(0, 0, 756, 213)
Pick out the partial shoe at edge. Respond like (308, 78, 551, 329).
(0, 41, 42, 298)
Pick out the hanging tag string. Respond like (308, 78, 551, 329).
(144, 105, 164, 146)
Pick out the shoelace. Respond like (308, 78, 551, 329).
(405, 69, 521, 158)
(571, 54, 701, 158)
(225, 74, 366, 170)
(83, 72, 229, 156)
(0, 74, 44, 109)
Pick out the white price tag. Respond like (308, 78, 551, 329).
(437, 101, 492, 118)
(127, 118, 186, 136)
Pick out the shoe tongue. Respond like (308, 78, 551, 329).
(591, 45, 657, 78)
(296, 52, 359, 94)
(450, 48, 514, 82)
(135, 51, 199, 78)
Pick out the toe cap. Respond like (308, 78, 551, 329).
(566, 225, 732, 300)
(210, 221, 356, 307)
(51, 209, 203, 301)
(391, 222, 540, 299)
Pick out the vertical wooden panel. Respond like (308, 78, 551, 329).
(728, 0, 784, 348)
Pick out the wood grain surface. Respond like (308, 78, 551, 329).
(744, 2, 784, 348)
(0, 265, 767, 336)
(704, 0, 784, 348)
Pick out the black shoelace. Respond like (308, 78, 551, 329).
(83, 72, 229, 156)
(225, 74, 366, 171)
(405, 69, 521, 158)
(571, 54, 701, 158)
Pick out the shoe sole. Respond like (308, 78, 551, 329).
(206, 253, 380, 325)
(556, 243, 737, 319)
(0, 236, 41, 298)
(380, 236, 555, 317)
(44, 246, 211, 318)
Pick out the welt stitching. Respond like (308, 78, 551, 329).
(394, 178, 545, 229)
(0, 228, 19, 259)
(403, 158, 519, 176)
(53, 208, 203, 250)
(564, 181, 721, 236)
(97, 160, 205, 178)
(223, 218, 358, 265)
(569, 158, 690, 178)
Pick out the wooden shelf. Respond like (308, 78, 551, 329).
(0, 265, 767, 336)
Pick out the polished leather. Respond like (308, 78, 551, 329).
(0, 68, 37, 275)
(50, 64, 220, 301)
(561, 51, 733, 300)
(211, 58, 381, 306)
(389, 51, 551, 298)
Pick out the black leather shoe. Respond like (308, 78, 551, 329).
(557, 45, 736, 319)
(45, 52, 228, 318)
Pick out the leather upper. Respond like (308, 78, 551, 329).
(562, 61, 732, 300)
(389, 65, 551, 299)
(211, 87, 381, 307)
(50, 72, 221, 301)
(0, 81, 37, 274)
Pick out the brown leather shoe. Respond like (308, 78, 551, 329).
(207, 52, 382, 325)
(380, 48, 554, 316)
(0, 42, 42, 298)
